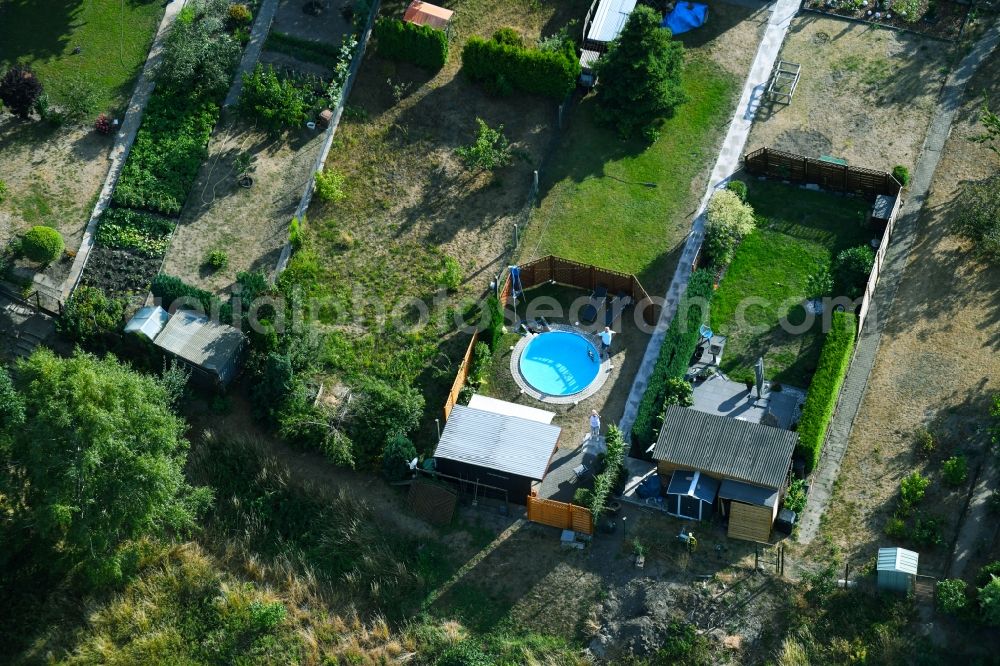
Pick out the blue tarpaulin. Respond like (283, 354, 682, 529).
(662, 2, 708, 35)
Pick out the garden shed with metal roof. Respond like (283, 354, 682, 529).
(877, 547, 919, 593)
(653, 406, 797, 542)
(433, 401, 561, 504)
(150, 310, 245, 387)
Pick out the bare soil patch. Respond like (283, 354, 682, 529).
(161, 116, 324, 292)
(818, 50, 1000, 598)
(747, 15, 952, 172)
(0, 118, 109, 250)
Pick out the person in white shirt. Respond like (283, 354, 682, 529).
(599, 326, 615, 359)
(589, 410, 601, 438)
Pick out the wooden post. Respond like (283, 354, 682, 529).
(844, 562, 850, 588)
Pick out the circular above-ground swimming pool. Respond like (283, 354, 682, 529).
(518, 329, 602, 397)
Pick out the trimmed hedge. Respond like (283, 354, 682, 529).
(112, 93, 220, 216)
(796, 311, 857, 472)
(21, 226, 64, 263)
(374, 18, 448, 70)
(589, 425, 625, 518)
(632, 270, 715, 448)
(461, 32, 580, 99)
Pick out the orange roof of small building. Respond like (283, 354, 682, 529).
(403, 0, 453, 30)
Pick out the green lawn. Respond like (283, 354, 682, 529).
(0, 0, 163, 111)
(519, 56, 738, 289)
(709, 181, 870, 387)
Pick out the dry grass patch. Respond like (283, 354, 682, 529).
(747, 16, 952, 171)
(818, 52, 1000, 580)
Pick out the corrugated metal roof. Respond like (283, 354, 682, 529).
(719, 478, 778, 508)
(153, 310, 244, 380)
(653, 406, 797, 490)
(434, 404, 561, 480)
(877, 547, 919, 574)
(468, 394, 555, 424)
(125, 306, 169, 340)
(587, 0, 637, 43)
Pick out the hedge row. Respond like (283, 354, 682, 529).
(374, 18, 448, 70)
(796, 311, 857, 472)
(96, 208, 175, 257)
(112, 93, 220, 216)
(151, 273, 231, 322)
(631, 270, 715, 448)
(264, 31, 343, 66)
(589, 425, 626, 518)
(461, 33, 579, 99)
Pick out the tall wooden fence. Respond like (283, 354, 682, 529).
(527, 495, 594, 535)
(503, 255, 659, 326)
(744, 147, 902, 200)
(856, 193, 903, 339)
(443, 330, 478, 421)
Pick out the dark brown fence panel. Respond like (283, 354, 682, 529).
(744, 147, 901, 200)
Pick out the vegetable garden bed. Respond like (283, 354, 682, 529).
(802, 0, 969, 41)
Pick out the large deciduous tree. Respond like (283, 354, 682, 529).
(1, 349, 211, 584)
(593, 5, 686, 141)
(0, 65, 44, 119)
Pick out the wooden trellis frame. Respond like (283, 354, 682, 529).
(766, 60, 801, 104)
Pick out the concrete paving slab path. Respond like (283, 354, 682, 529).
(619, 0, 800, 438)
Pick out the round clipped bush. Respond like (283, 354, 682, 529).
(21, 226, 64, 263)
(228, 3, 252, 24)
(726, 179, 748, 202)
(892, 164, 910, 187)
(936, 578, 968, 615)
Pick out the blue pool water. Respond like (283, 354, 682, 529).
(520, 331, 601, 396)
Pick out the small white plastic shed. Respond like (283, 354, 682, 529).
(877, 547, 919, 593)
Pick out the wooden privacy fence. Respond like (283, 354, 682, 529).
(856, 194, 903, 339)
(527, 495, 594, 535)
(504, 255, 659, 326)
(443, 330, 478, 421)
(744, 147, 902, 200)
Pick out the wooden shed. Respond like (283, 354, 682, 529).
(877, 547, 919, 594)
(652, 406, 797, 543)
(432, 399, 560, 504)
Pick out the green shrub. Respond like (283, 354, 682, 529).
(936, 579, 968, 615)
(382, 434, 417, 481)
(345, 378, 424, 467)
(891, 0, 922, 22)
(978, 561, 1000, 587)
(158, 0, 242, 98)
(953, 174, 1000, 262)
(796, 311, 857, 472)
(238, 64, 306, 131)
(227, 3, 252, 24)
(151, 273, 230, 321)
(704, 189, 755, 268)
(58, 286, 124, 344)
(573, 487, 594, 506)
(915, 427, 935, 457)
(485, 295, 505, 351)
(456, 118, 513, 172)
(21, 225, 64, 263)
(942, 455, 967, 486)
(978, 575, 1000, 626)
(0, 178, 7, 203)
(461, 31, 580, 99)
(437, 640, 493, 666)
(374, 18, 448, 70)
(805, 265, 834, 299)
(437, 255, 463, 291)
(833, 245, 875, 298)
(588, 426, 625, 517)
(594, 5, 686, 141)
(632, 270, 714, 448)
(96, 208, 175, 257)
(112, 93, 220, 215)
(493, 27, 523, 47)
(206, 250, 229, 270)
(468, 341, 492, 387)
(892, 164, 910, 186)
(900, 471, 930, 509)
(289, 216, 304, 250)
(909, 512, 942, 548)
(653, 377, 693, 433)
(884, 515, 907, 539)
(726, 179, 748, 201)
(314, 170, 346, 203)
(784, 478, 808, 514)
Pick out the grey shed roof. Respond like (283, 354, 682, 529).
(878, 547, 919, 575)
(434, 404, 561, 480)
(653, 406, 797, 490)
(153, 310, 244, 380)
(718, 478, 778, 508)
